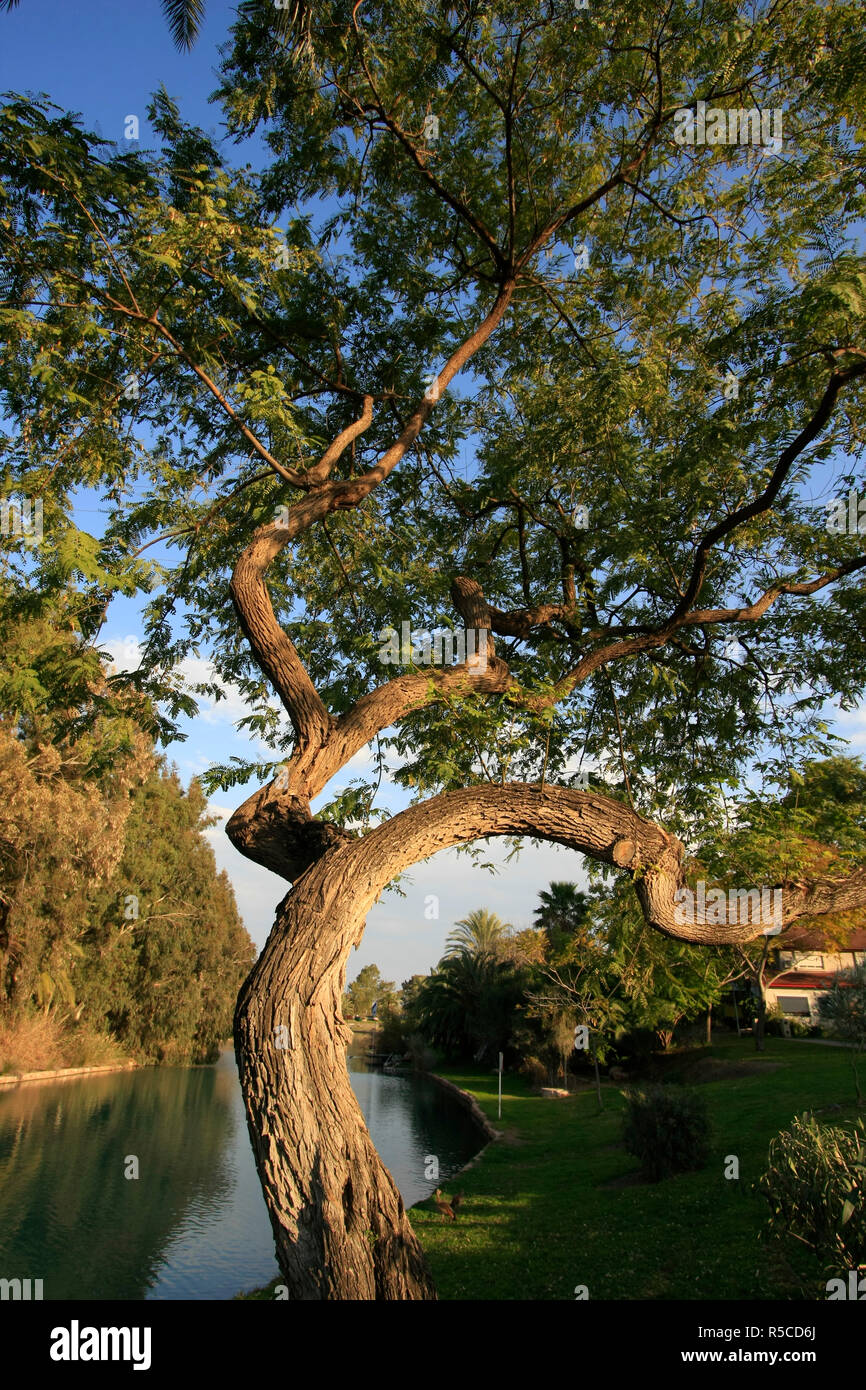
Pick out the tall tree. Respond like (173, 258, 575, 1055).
(534, 881, 594, 954)
(79, 766, 255, 1063)
(343, 963, 395, 1018)
(2, 0, 866, 1298)
(445, 907, 511, 960)
(0, 590, 255, 1061)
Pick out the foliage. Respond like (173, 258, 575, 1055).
(533, 882, 594, 957)
(519, 1055, 548, 1091)
(410, 949, 529, 1063)
(756, 1113, 866, 1268)
(699, 757, 866, 918)
(445, 908, 511, 961)
(1, 1, 864, 842)
(622, 1083, 712, 1182)
(818, 963, 866, 1103)
(0, 1008, 127, 1075)
(689, 756, 866, 1050)
(0, 595, 255, 1067)
(524, 877, 736, 1069)
(409, 878, 744, 1070)
(76, 768, 255, 1063)
(375, 998, 406, 1053)
(344, 963, 396, 1019)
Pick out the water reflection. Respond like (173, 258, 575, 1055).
(348, 1058, 482, 1209)
(0, 1050, 482, 1300)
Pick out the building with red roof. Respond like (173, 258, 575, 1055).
(764, 928, 866, 1021)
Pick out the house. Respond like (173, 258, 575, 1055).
(763, 927, 866, 1023)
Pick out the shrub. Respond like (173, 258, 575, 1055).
(0, 1011, 127, 1073)
(763, 1003, 787, 1037)
(756, 1113, 866, 1266)
(405, 1033, 436, 1072)
(520, 1056, 548, 1090)
(622, 1083, 711, 1181)
(788, 1017, 815, 1038)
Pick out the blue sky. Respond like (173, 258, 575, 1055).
(2, 2, 863, 982)
(0, 0, 238, 138)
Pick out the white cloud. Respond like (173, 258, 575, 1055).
(100, 637, 285, 751)
(101, 634, 144, 673)
(833, 704, 866, 755)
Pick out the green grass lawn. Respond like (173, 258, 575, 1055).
(410, 1036, 861, 1301)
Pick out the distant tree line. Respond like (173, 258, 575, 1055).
(0, 587, 255, 1069)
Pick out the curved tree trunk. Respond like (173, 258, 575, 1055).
(233, 784, 684, 1299)
(234, 782, 866, 1298)
(234, 868, 438, 1300)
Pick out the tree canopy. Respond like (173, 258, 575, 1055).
(1, 4, 864, 905)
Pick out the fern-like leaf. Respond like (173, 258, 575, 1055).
(160, 0, 206, 52)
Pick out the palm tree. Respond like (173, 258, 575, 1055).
(533, 882, 593, 950)
(414, 951, 522, 1063)
(1, 0, 206, 49)
(445, 908, 511, 962)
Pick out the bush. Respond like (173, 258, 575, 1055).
(520, 1055, 548, 1090)
(405, 1033, 436, 1072)
(763, 1003, 787, 1037)
(0, 1010, 128, 1073)
(622, 1083, 711, 1182)
(756, 1113, 866, 1266)
(787, 1017, 815, 1038)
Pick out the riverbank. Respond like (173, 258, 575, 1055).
(234, 1065, 493, 1300)
(0, 1011, 134, 1077)
(235, 1036, 858, 1300)
(410, 1038, 855, 1300)
(427, 1072, 500, 1143)
(0, 1059, 139, 1088)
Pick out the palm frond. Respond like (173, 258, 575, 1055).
(160, 0, 206, 51)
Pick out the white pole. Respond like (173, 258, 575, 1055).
(498, 1051, 503, 1119)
